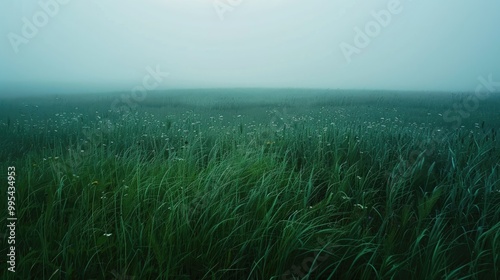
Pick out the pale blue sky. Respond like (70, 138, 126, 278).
(1, 0, 499, 94)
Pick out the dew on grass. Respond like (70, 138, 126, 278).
(4, 88, 500, 279)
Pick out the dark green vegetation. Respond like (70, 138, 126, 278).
(1, 89, 499, 279)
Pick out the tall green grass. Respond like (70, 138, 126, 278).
(0, 90, 499, 279)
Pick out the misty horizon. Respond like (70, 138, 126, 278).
(2, 0, 500, 94)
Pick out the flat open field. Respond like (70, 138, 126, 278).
(1, 89, 499, 279)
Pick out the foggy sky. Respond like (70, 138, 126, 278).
(1, 0, 500, 94)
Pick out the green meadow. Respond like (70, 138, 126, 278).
(1, 89, 499, 279)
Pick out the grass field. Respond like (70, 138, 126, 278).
(1, 89, 499, 279)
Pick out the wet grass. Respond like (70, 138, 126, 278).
(0, 89, 499, 279)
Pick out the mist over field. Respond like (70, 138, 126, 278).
(1, 1, 500, 279)
(1, 0, 500, 94)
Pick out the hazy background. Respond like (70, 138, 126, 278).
(1, 0, 500, 95)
